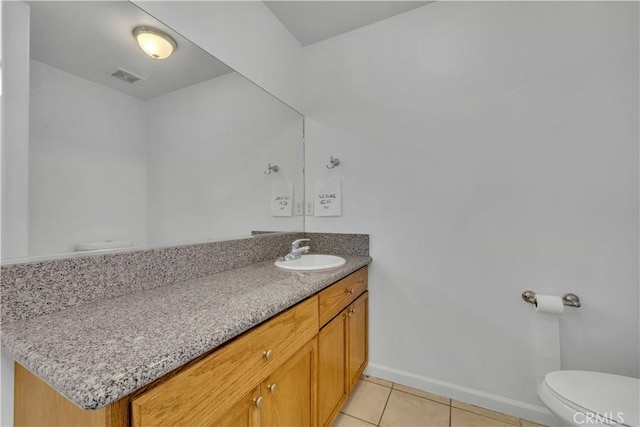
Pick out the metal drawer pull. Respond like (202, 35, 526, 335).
(347, 288, 354, 294)
(263, 349, 274, 360)
(347, 312, 353, 318)
(253, 396, 264, 408)
(267, 383, 278, 394)
(350, 308, 356, 314)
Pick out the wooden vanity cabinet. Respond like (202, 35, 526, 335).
(14, 267, 369, 427)
(317, 268, 369, 427)
(213, 338, 317, 427)
(131, 296, 318, 427)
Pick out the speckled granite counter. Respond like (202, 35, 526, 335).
(1, 256, 371, 410)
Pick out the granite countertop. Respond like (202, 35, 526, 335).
(1, 256, 371, 410)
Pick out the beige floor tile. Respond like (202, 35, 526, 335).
(452, 400, 520, 425)
(379, 389, 450, 427)
(333, 413, 377, 427)
(452, 408, 519, 427)
(393, 383, 451, 405)
(361, 374, 393, 388)
(520, 420, 546, 427)
(342, 380, 392, 425)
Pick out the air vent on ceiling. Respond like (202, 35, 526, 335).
(110, 68, 144, 84)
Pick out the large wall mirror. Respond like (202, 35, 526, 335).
(1, 1, 304, 262)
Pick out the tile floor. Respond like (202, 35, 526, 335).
(334, 375, 545, 427)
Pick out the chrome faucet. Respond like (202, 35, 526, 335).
(284, 238, 310, 261)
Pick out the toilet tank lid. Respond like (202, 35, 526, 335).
(74, 240, 133, 251)
(545, 371, 639, 427)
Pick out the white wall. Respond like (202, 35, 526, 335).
(303, 2, 639, 423)
(133, 1, 304, 112)
(1, 1, 30, 259)
(146, 72, 303, 245)
(28, 60, 147, 256)
(0, 3, 29, 423)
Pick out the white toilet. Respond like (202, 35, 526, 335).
(539, 371, 639, 427)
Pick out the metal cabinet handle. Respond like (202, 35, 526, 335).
(350, 308, 356, 314)
(347, 288, 354, 294)
(263, 349, 274, 361)
(253, 396, 264, 408)
(267, 383, 278, 394)
(347, 312, 353, 318)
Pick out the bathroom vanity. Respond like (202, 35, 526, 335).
(5, 256, 370, 427)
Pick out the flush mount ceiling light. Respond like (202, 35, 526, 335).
(132, 26, 176, 60)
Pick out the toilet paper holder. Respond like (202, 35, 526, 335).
(522, 290, 581, 308)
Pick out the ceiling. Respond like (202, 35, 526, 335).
(28, 1, 232, 100)
(27, 1, 433, 99)
(265, 1, 432, 46)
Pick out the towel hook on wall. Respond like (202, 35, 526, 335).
(264, 163, 279, 175)
(326, 156, 340, 169)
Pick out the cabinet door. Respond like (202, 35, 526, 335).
(211, 386, 261, 427)
(262, 338, 317, 427)
(318, 308, 349, 427)
(348, 292, 368, 389)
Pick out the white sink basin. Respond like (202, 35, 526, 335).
(275, 254, 346, 271)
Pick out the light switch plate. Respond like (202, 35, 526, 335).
(305, 201, 314, 216)
(294, 201, 303, 216)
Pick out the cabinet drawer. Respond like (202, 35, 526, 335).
(131, 295, 319, 427)
(318, 267, 367, 327)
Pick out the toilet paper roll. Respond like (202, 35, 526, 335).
(532, 295, 564, 393)
(534, 294, 565, 314)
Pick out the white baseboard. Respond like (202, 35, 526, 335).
(365, 362, 561, 426)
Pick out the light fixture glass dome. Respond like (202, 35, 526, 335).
(133, 26, 176, 60)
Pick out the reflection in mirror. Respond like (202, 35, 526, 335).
(1, 1, 304, 261)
